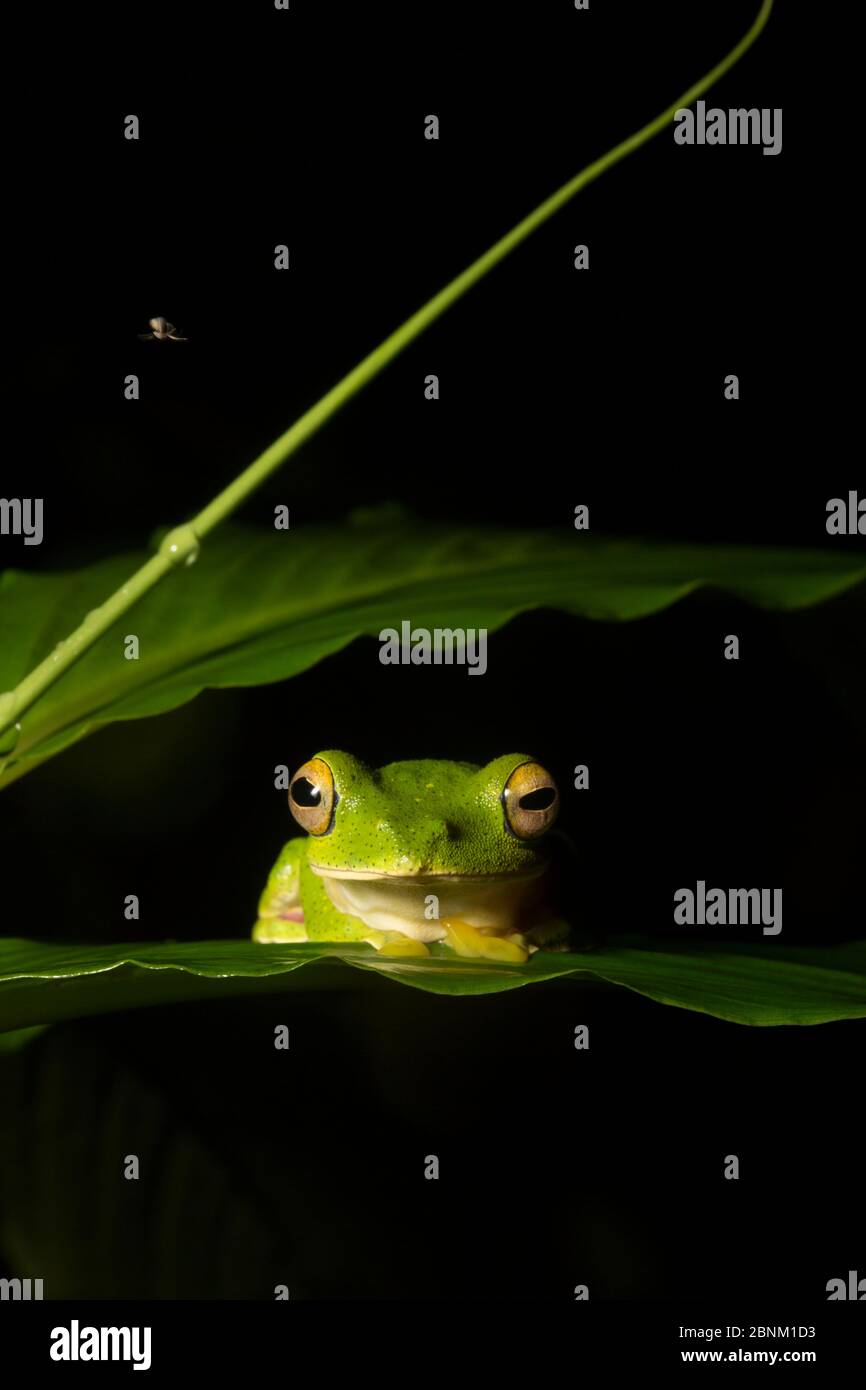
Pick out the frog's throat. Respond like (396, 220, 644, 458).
(311, 864, 547, 942)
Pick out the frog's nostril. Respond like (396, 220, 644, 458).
(435, 820, 458, 839)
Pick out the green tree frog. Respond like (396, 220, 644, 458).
(252, 751, 567, 962)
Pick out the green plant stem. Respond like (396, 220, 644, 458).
(0, 0, 774, 746)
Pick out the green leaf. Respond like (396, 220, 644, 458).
(1, 936, 865, 1030)
(0, 1024, 48, 1053)
(2, 520, 864, 786)
(0, 1025, 323, 1297)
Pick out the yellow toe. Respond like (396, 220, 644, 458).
(378, 936, 431, 958)
(441, 919, 484, 957)
(480, 935, 529, 963)
(441, 919, 528, 963)
(252, 917, 307, 944)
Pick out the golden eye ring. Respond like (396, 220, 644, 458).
(502, 761, 559, 839)
(289, 757, 336, 836)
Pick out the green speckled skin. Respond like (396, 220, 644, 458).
(302, 750, 548, 878)
(253, 751, 556, 945)
(256, 836, 371, 942)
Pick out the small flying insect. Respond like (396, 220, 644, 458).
(138, 317, 188, 342)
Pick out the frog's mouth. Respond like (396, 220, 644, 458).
(311, 864, 547, 942)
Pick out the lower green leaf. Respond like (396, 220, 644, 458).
(1, 936, 864, 1029)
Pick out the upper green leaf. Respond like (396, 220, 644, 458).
(2, 518, 864, 786)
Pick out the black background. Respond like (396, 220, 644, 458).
(1, 0, 864, 1304)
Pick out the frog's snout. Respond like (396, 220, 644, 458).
(420, 818, 462, 863)
(375, 816, 462, 876)
(431, 818, 459, 839)
(378, 817, 459, 844)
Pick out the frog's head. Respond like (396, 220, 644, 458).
(288, 750, 559, 880)
(287, 751, 560, 940)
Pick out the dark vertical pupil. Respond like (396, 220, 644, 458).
(292, 777, 322, 807)
(519, 787, 556, 811)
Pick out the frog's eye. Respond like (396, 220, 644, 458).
(289, 757, 336, 836)
(502, 761, 559, 839)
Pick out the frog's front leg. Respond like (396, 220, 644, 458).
(253, 837, 405, 950)
(252, 837, 309, 943)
